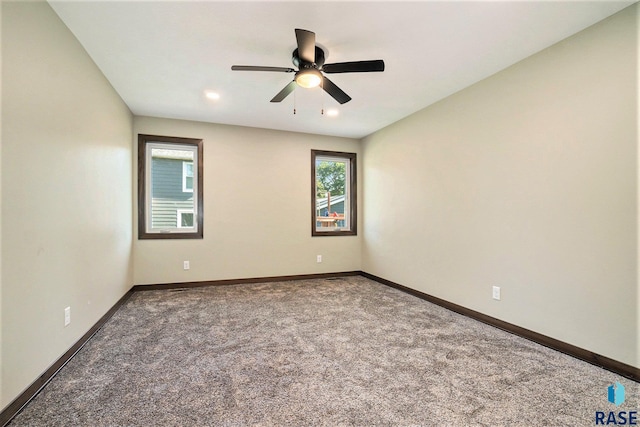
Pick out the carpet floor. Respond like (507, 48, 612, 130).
(9, 276, 638, 426)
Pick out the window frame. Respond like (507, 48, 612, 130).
(138, 134, 203, 240)
(311, 149, 357, 237)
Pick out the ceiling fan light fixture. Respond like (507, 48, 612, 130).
(295, 69, 322, 88)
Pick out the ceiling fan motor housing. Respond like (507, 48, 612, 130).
(292, 47, 326, 69)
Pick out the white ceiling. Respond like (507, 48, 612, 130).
(49, 1, 635, 139)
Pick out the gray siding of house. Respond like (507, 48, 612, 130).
(151, 157, 193, 228)
(316, 194, 346, 216)
(316, 200, 345, 216)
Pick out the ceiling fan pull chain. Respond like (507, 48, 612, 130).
(321, 78, 325, 115)
(293, 86, 297, 115)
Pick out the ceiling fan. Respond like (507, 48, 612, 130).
(231, 28, 385, 105)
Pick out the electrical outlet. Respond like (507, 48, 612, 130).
(64, 307, 71, 326)
(317, 255, 322, 263)
(492, 286, 501, 301)
(183, 261, 190, 270)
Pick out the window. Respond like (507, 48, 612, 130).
(183, 162, 194, 192)
(177, 209, 194, 228)
(311, 150, 357, 236)
(138, 134, 203, 239)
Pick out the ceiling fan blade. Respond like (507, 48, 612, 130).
(322, 76, 351, 104)
(295, 28, 316, 63)
(322, 60, 385, 74)
(232, 65, 295, 72)
(270, 81, 297, 103)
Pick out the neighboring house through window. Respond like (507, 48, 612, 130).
(138, 134, 203, 239)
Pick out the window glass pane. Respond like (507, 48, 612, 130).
(315, 158, 348, 230)
(150, 147, 195, 230)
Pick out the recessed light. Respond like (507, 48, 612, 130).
(205, 91, 220, 100)
(326, 109, 339, 117)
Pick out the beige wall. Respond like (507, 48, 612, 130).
(1, 2, 133, 409)
(362, 5, 638, 367)
(133, 116, 361, 286)
(637, 2, 640, 371)
(0, 0, 3, 407)
(0, 0, 4, 408)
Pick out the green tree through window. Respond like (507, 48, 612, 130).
(315, 160, 346, 198)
